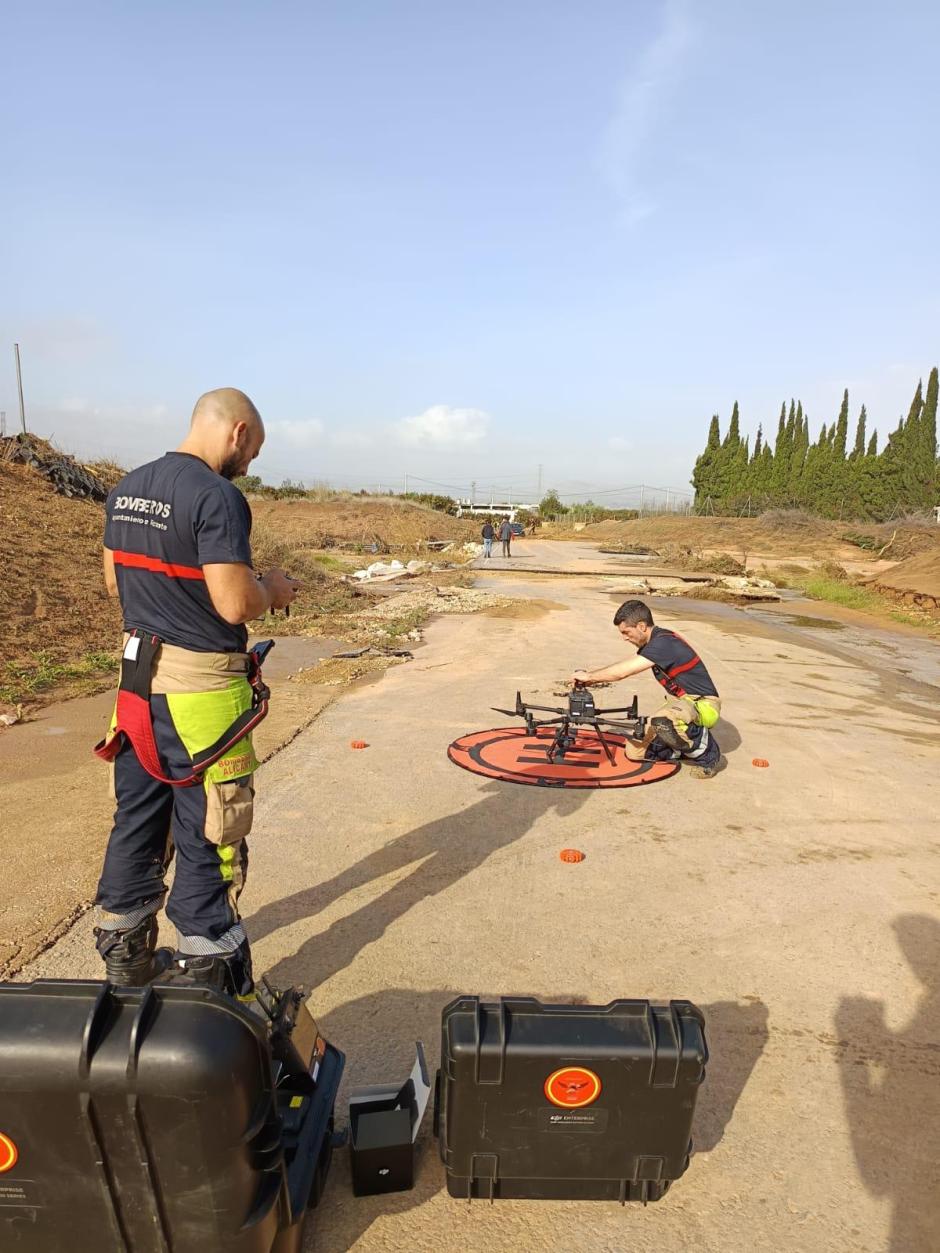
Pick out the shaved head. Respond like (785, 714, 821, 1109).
(178, 388, 265, 479)
(191, 388, 264, 438)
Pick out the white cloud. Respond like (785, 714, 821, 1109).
(598, 1, 694, 225)
(608, 435, 632, 451)
(396, 404, 490, 447)
(265, 418, 325, 448)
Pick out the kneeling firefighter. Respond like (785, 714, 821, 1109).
(93, 388, 299, 997)
(571, 599, 722, 778)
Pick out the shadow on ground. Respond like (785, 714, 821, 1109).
(304, 986, 768, 1250)
(253, 781, 589, 990)
(715, 716, 742, 756)
(835, 914, 940, 1253)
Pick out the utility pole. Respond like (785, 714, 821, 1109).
(14, 343, 27, 434)
(537, 463, 543, 498)
(403, 472, 409, 494)
(471, 480, 476, 504)
(639, 485, 645, 514)
(0, 412, 5, 437)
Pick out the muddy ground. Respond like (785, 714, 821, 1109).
(11, 537, 940, 1253)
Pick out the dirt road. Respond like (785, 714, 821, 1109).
(16, 538, 940, 1252)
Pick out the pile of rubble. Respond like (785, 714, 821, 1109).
(351, 543, 483, 583)
(351, 559, 431, 583)
(610, 574, 781, 601)
(0, 434, 108, 501)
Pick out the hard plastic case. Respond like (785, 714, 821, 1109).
(436, 996, 707, 1203)
(0, 979, 343, 1252)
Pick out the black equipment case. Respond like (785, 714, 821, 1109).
(435, 996, 707, 1203)
(0, 979, 343, 1252)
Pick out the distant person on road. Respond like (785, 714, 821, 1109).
(481, 519, 495, 558)
(499, 517, 513, 557)
(570, 599, 722, 778)
(93, 388, 299, 997)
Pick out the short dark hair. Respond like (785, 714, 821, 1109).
(613, 600, 654, 628)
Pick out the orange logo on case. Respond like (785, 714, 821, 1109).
(544, 1066, 602, 1107)
(0, 1132, 18, 1173)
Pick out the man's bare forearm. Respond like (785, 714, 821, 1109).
(580, 657, 653, 683)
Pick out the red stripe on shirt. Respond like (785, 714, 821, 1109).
(112, 550, 205, 581)
(667, 655, 701, 679)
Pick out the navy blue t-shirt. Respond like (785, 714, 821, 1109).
(638, 626, 719, 699)
(104, 452, 253, 653)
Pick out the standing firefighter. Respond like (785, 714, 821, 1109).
(93, 389, 299, 997)
(571, 599, 722, 778)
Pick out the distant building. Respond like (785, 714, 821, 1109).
(455, 500, 526, 522)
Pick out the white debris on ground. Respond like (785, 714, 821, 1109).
(350, 549, 481, 582)
(610, 574, 781, 601)
(351, 558, 435, 582)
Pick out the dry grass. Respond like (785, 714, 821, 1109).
(250, 496, 480, 553)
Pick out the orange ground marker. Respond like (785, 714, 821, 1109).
(559, 849, 586, 863)
(752, 757, 770, 768)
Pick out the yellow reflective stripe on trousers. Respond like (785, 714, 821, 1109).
(164, 679, 260, 781)
(217, 842, 238, 883)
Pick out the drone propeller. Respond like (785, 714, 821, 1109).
(491, 707, 520, 718)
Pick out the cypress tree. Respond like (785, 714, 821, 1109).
(850, 405, 867, 460)
(844, 404, 867, 517)
(859, 429, 883, 518)
(878, 415, 908, 516)
(834, 389, 849, 459)
(759, 440, 774, 503)
(793, 412, 810, 483)
(691, 414, 722, 507)
(724, 402, 741, 448)
(771, 402, 791, 501)
(716, 402, 743, 501)
(918, 367, 938, 505)
(897, 382, 924, 507)
(733, 435, 750, 505)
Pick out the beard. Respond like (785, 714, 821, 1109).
(219, 453, 244, 481)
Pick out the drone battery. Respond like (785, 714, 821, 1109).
(435, 996, 707, 1203)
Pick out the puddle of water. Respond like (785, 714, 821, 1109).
(774, 614, 846, 631)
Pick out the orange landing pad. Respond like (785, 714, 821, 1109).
(447, 727, 680, 788)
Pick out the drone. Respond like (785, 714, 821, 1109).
(492, 682, 648, 766)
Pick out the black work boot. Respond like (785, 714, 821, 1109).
(159, 940, 255, 1002)
(94, 917, 173, 987)
(650, 716, 690, 753)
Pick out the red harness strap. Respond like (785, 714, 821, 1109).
(650, 631, 702, 699)
(94, 633, 273, 787)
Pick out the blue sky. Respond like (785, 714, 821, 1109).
(2, 1, 938, 503)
